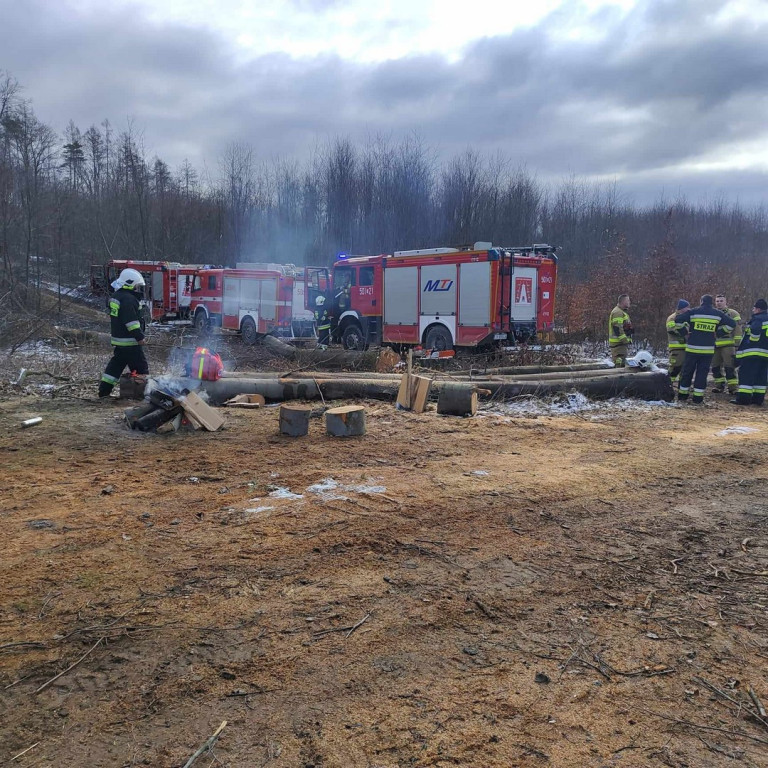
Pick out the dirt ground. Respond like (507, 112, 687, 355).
(1, 372, 767, 768)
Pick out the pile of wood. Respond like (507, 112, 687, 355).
(125, 386, 224, 434)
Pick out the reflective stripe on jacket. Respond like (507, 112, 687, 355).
(736, 311, 768, 359)
(109, 289, 145, 347)
(609, 306, 630, 346)
(715, 308, 742, 347)
(666, 312, 688, 350)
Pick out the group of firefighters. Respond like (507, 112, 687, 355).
(609, 293, 768, 405)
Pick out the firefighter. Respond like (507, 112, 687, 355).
(99, 268, 149, 398)
(711, 294, 742, 394)
(674, 294, 736, 404)
(314, 295, 331, 348)
(334, 279, 351, 313)
(608, 294, 632, 367)
(732, 298, 768, 406)
(665, 299, 690, 383)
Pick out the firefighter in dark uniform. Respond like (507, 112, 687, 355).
(674, 294, 736, 404)
(99, 268, 149, 397)
(314, 295, 331, 348)
(733, 298, 768, 406)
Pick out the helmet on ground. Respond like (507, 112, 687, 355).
(315, 295, 326, 306)
(627, 350, 653, 369)
(117, 268, 146, 289)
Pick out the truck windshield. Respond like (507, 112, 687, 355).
(334, 267, 355, 289)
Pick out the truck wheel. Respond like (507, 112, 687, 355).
(425, 325, 453, 352)
(194, 310, 208, 334)
(341, 323, 366, 350)
(241, 316, 258, 345)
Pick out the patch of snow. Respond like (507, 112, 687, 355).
(717, 426, 759, 436)
(244, 506, 275, 515)
(350, 484, 387, 494)
(469, 470, 489, 476)
(306, 477, 386, 499)
(268, 487, 304, 500)
(41, 281, 93, 301)
(6, 340, 70, 361)
(306, 478, 340, 494)
(485, 393, 677, 419)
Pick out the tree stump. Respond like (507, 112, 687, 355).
(437, 382, 478, 416)
(325, 405, 366, 437)
(279, 404, 311, 437)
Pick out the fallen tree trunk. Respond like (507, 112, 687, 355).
(255, 336, 396, 371)
(54, 326, 111, 346)
(469, 362, 611, 376)
(220, 366, 626, 383)
(193, 370, 673, 404)
(478, 371, 674, 401)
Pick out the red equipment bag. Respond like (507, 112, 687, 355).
(188, 347, 223, 381)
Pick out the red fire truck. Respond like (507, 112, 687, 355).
(188, 263, 313, 343)
(305, 243, 558, 350)
(90, 260, 209, 323)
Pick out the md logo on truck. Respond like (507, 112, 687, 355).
(423, 279, 454, 292)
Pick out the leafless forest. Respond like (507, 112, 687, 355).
(2, 69, 768, 345)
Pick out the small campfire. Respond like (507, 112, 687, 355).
(124, 377, 224, 433)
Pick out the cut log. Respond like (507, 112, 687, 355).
(397, 373, 432, 412)
(325, 405, 366, 437)
(157, 413, 183, 434)
(279, 404, 311, 437)
(133, 406, 183, 432)
(375, 347, 402, 372)
(437, 382, 478, 416)
(411, 376, 432, 414)
(124, 402, 156, 428)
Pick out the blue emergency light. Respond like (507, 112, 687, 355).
(337, 252, 348, 260)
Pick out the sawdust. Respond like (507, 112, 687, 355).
(0, 393, 767, 767)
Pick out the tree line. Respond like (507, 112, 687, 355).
(1, 70, 767, 345)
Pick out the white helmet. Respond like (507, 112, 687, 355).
(116, 268, 146, 290)
(627, 350, 653, 369)
(315, 295, 325, 306)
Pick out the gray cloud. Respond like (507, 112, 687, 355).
(2, 0, 768, 203)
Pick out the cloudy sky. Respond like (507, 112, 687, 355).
(2, 0, 767, 203)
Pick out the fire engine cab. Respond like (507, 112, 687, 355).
(305, 243, 558, 351)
